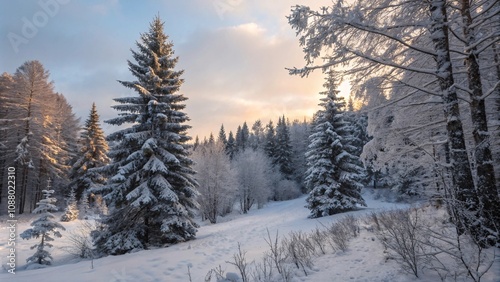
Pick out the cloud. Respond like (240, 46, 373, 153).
(0, 0, 340, 140)
(89, 0, 119, 15)
(177, 22, 325, 138)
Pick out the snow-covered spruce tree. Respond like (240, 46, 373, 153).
(20, 183, 65, 265)
(79, 193, 90, 216)
(218, 124, 227, 145)
(226, 131, 237, 160)
(60, 187, 79, 222)
(289, 119, 310, 191)
(249, 119, 265, 150)
(305, 72, 366, 218)
(235, 122, 250, 153)
(92, 16, 199, 255)
(69, 103, 109, 203)
(207, 132, 215, 145)
(274, 116, 294, 179)
(264, 120, 276, 161)
(193, 135, 200, 151)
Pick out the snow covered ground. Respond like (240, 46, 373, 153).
(1, 190, 499, 281)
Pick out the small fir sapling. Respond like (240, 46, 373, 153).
(61, 188, 79, 222)
(20, 183, 66, 265)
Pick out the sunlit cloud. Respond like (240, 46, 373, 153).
(0, 0, 340, 139)
(178, 21, 325, 137)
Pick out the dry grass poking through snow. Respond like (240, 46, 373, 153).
(206, 204, 499, 282)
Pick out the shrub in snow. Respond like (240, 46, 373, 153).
(282, 231, 315, 276)
(263, 228, 288, 275)
(20, 188, 66, 265)
(63, 221, 96, 259)
(374, 209, 424, 277)
(205, 265, 227, 282)
(325, 221, 351, 253)
(61, 188, 79, 222)
(309, 227, 328, 255)
(412, 205, 496, 281)
(226, 243, 250, 282)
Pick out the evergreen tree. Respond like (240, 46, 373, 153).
(305, 73, 366, 218)
(274, 116, 294, 178)
(235, 122, 250, 152)
(92, 16, 199, 255)
(8, 61, 79, 213)
(0, 73, 15, 207)
(226, 131, 236, 160)
(218, 124, 227, 145)
(249, 120, 265, 150)
(289, 119, 310, 191)
(0, 63, 79, 214)
(344, 96, 370, 159)
(264, 120, 276, 160)
(60, 187, 79, 222)
(69, 103, 110, 202)
(193, 135, 200, 151)
(20, 181, 65, 265)
(79, 193, 90, 216)
(347, 96, 355, 112)
(51, 94, 80, 198)
(208, 132, 215, 145)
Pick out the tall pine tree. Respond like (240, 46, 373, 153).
(226, 131, 236, 159)
(274, 116, 294, 179)
(264, 120, 276, 160)
(69, 103, 110, 202)
(92, 16, 199, 255)
(218, 124, 227, 145)
(235, 122, 250, 152)
(305, 72, 366, 218)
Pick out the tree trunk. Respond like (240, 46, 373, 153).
(38, 234, 45, 264)
(18, 166, 28, 214)
(17, 85, 35, 214)
(428, 0, 479, 231)
(460, 0, 500, 246)
(428, 0, 476, 200)
(144, 215, 149, 247)
(493, 42, 500, 188)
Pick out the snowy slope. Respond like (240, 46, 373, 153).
(1, 190, 499, 281)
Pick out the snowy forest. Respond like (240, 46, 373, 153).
(1, 0, 499, 281)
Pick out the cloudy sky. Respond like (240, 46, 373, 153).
(0, 0, 343, 139)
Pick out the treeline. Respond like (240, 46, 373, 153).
(192, 74, 371, 222)
(0, 61, 80, 214)
(192, 118, 308, 223)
